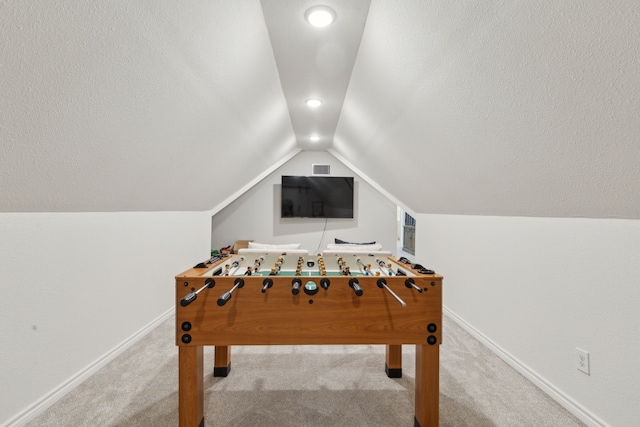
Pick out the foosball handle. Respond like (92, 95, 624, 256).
(349, 278, 363, 296)
(217, 278, 244, 306)
(405, 278, 423, 293)
(217, 291, 232, 306)
(180, 291, 197, 307)
(180, 278, 215, 307)
(291, 278, 301, 295)
(262, 278, 273, 293)
(377, 278, 407, 307)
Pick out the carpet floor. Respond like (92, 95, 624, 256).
(26, 315, 585, 426)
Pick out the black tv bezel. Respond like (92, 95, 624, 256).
(280, 175, 354, 219)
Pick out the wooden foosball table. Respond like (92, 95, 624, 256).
(175, 253, 443, 426)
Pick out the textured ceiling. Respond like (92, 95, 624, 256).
(1, 1, 639, 218)
(1, 1, 297, 211)
(333, 0, 640, 218)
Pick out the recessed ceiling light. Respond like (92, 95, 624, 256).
(310, 135, 320, 142)
(305, 98, 323, 108)
(305, 6, 336, 28)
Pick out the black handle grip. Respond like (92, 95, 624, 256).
(349, 278, 363, 296)
(292, 278, 301, 295)
(180, 292, 197, 307)
(217, 291, 231, 306)
(217, 279, 243, 306)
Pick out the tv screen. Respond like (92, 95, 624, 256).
(281, 176, 354, 218)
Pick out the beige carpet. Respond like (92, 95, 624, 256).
(27, 315, 584, 426)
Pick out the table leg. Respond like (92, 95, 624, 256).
(179, 346, 204, 427)
(385, 344, 402, 378)
(213, 345, 231, 377)
(414, 344, 439, 427)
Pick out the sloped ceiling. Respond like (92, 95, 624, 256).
(2, 1, 639, 218)
(333, 1, 640, 218)
(261, 0, 371, 151)
(1, 1, 297, 211)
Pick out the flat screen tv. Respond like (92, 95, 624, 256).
(281, 176, 354, 218)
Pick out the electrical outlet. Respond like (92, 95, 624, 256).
(576, 348, 590, 375)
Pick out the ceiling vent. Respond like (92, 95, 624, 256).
(312, 164, 330, 175)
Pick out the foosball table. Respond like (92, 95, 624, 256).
(175, 253, 443, 426)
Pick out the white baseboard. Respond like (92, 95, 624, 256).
(3, 308, 175, 427)
(444, 307, 608, 427)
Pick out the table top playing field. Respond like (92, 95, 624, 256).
(201, 253, 418, 278)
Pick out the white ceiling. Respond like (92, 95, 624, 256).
(261, 0, 371, 151)
(1, 1, 639, 218)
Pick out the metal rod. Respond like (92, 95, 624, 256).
(382, 283, 406, 307)
(356, 258, 371, 276)
(376, 258, 394, 276)
(180, 279, 215, 307)
(228, 257, 245, 275)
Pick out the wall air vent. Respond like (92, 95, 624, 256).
(312, 164, 330, 175)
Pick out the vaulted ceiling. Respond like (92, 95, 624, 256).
(2, 1, 639, 218)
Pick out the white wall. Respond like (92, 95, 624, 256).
(211, 151, 397, 254)
(0, 211, 210, 426)
(415, 214, 640, 427)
